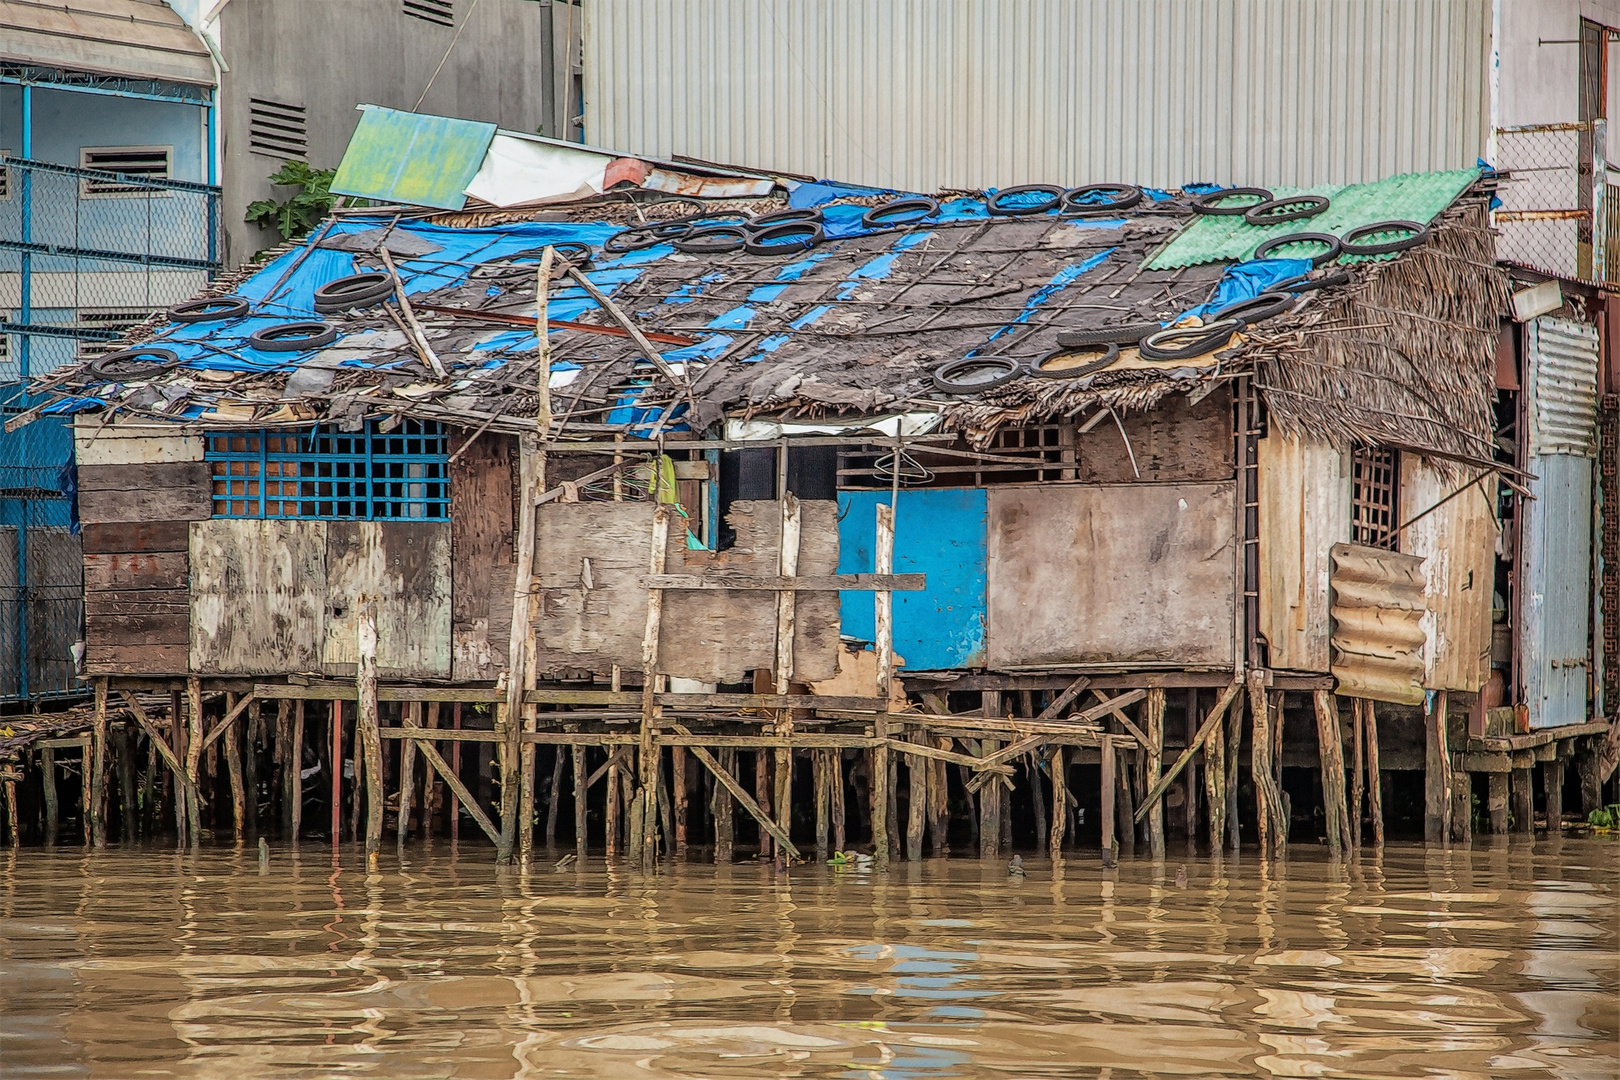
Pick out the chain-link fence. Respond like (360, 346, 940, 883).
(0, 397, 79, 701)
(0, 156, 220, 377)
(1492, 120, 1613, 285)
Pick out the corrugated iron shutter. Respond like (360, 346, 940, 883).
(1528, 317, 1600, 457)
(1330, 543, 1427, 705)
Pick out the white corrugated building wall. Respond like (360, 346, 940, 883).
(582, 0, 1492, 190)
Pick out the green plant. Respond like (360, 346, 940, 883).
(1588, 804, 1620, 831)
(245, 161, 339, 241)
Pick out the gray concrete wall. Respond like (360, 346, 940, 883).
(216, 0, 555, 266)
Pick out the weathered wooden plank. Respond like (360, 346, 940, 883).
(190, 519, 327, 674)
(85, 590, 190, 615)
(81, 520, 190, 555)
(85, 612, 189, 645)
(450, 429, 515, 680)
(78, 462, 211, 523)
(985, 483, 1237, 667)
(1073, 385, 1233, 483)
(75, 429, 203, 467)
(323, 521, 452, 679)
(85, 551, 189, 592)
(1256, 434, 1349, 674)
(86, 643, 189, 674)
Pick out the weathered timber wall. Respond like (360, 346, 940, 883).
(533, 499, 839, 684)
(190, 520, 328, 675)
(985, 482, 1237, 667)
(323, 522, 453, 679)
(1401, 456, 1497, 693)
(1257, 434, 1350, 674)
(449, 430, 514, 681)
(1071, 385, 1233, 483)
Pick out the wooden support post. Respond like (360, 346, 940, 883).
(872, 502, 896, 869)
(772, 495, 801, 870)
(331, 700, 343, 845)
(1225, 690, 1243, 852)
(350, 704, 365, 843)
(546, 746, 565, 849)
(1487, 772, 1509, 833)
(1511, 766, 1535, 834)
(1365, 700, 1384, 847)
(115, 724, 136, 843)
(40, 746, 58, 845)
(449, 703, 462, 843)
(1576, 744, 1603, 817)
(906, 735, 926, 862)
(357, 601, 384, 857)
(572, 741, 586, 858)
(185, 676, 204, 845)
(714, 747, 736, 862)
(1144, 688, 1165, 859)
(398, 701, 421, 848)
(1029, 752, 1047, 857)
(673, 745, 688, 858)
(1424, 690, 1452, 844)
(1544, 754, 1566, 830)
(291, 700, 304, 842)
(1116, 744, 1135, 855)
(606, 752, 621, 859)
(774, 745, 791, 869)
(1090, 742, 1105, 863)
(3, 777, 16, 847)
(278, 700, 294, 836)
(831, 749, 847, 854)
(813, 749, 830, 861)
(518, 713, 536, 861)
(639, 507, 671, 868)
(1184, 688, 1199, 847)
(1313, 689, 1350, 856)
(1204, 707, 1225, 854)
(752, 749, 772, 859)
(1349, 699, 1365, 851)
(1247, 669, 1286, 857)
(121, 692, 200, 847)
(1451, 769, 1473, 844)
(929, 746, 948, 856)
(90, 678, 108, 848)
(674, 728, 799, 859)
(223, 691, 246, 842)
(423, 701, 440, 836)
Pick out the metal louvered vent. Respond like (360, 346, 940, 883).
(249, 98, 308, 159)
(79, 147, 172, 194)
(1528, 316, 1600, 457)
(0, 152, 9, 200)
(403, 0, 454, 26)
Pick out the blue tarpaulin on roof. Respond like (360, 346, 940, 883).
(1178, 258, 1314, 321)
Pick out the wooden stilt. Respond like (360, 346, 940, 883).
(423, 702, 440, 837)
(929, 746, 948, 856)
(169, 688, 186, 844)
(41, 747, 58, 845)
(1144, 688, 1165, 859)
(774, 745, 791, 870)
(1029, 753, 1047, 857)
(626, 786, 646, 863)
(1049, 745, 1067, 858)
(1313, 689, 1350, 856)
(332, 700, 344, 845)
(753, 750, 772, 859)
(398, 701, 421, 848)
(906, 736, 926, 861)
(1225, 690, 1243, 852)
(892, 745, 906, 856)
(356, 602, 384, 857)
(90, 678, 109, 848)
(1424, 690, 1452, 844)
(1452, 769, 1473, 843)
(350, 704, 365, 843)
(1094, 739, 1111, 864)
(185, 676, 204, 846)
(1247, 669, 1286, 857)
(244, 703, 261, 835)
(979, 744, 1001, 859)
(115, 724, 136, 843)
(224, 691, 246, 842)
(677, 748, 690, 854)
(450, 703, 462, 844)
(1511, 766, 1534, 833)
(1204, 709, 1225, 853)
(606, 752, 622, 859)
(3, 778, 16, 847)
(278, 700, 294, 836)
(1487, 771, 1509, 833)
(638, 507, 671, 869)
(714, 747, 736, 862)
(518, 714, 536, 861)
(1184, 688, 1199, 847)
(813, 749, 830, 862)
(1364, 700, 1384, 846)
(830, 749, 846, 853)
(656, 749, 673, 854)
(1544, 753, 1566, 830)
(291, 700, 304, 842)
(572, 740, 586, 858)
(141, 736, 158, 837)
(1115, 746, 1135, 855)
(568, 746, 588, 852)
(1576, 744, 1603, 816)
(1350, 699, 1365, 851)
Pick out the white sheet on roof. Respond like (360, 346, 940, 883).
(725, 412, 944, 441)
(463, 134, 613, 208)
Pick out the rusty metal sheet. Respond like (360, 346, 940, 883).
(1330, 543, 1427, 705)
(985, 482, 1236, 668)
(1257, 434, 1350, 674)
(1401, 456, 1497, 693)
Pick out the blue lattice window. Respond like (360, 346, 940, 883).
(206, 420, 449, 520)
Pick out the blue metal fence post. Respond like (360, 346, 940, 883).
(19, 84, 32, 380)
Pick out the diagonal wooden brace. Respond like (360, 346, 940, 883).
(1134, 678, 1243, 822)
(673, 724, 800, 860)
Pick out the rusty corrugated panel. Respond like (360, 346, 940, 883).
(1528, 317, 1601, 456)
(1257, 434, 1349, 673)
(583, 0, 1490, 192)
(1330, 543, 1427, 705)
(1401, 456, 1497, 693)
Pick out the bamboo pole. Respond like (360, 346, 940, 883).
(224, 691, 246, 841)
(1313, 689, 1351, 856)
(398, 701, 421, 848)
(357, 601, 384, 858)
(90, 678, 108, 848)
(1145, 688, 1165, 859)
(873, 502, 895, 869)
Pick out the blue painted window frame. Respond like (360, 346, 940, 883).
(205, 419, 449, 520)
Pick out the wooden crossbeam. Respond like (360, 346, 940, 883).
(1035, 676, 1092, 720)
(886, 737, 1013, 772)
(198, 691, 258, 755)
(964, 732, 1050, 793)
(1134, 679, 1243, 822)
(642, 573, 925, 592)
(673, 724, 800, 860)
(1091, 689, 1151, 746)
(118, 691, 201, 811)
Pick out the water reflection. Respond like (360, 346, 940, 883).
(0, 840, 1614, 1078)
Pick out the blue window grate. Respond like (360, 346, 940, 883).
(206, 419, 449, 520)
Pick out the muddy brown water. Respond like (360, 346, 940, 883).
(1, 839, 1616, 1079)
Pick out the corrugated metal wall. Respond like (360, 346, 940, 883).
(584, 0, 1491, 191)
(1401, 456, 1496, 693)
(1329, 543, 1428, 706)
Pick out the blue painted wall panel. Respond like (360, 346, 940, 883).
(837, 488, 987, 671)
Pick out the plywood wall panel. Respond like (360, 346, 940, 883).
(77, 462, 212, 524)
(323, 521, 452, 679)
(985, 483, 1237, 667)
(190, 519, 327, 675)
(449, 430, 515, 681)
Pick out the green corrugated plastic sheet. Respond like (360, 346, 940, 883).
(331, 105, 498, 212)
(1144, 169, 1481, 270)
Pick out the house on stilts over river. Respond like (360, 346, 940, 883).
(9, 106, 1616, 858)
